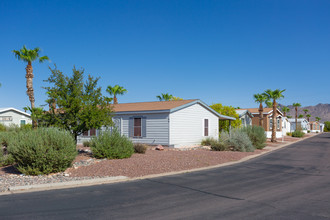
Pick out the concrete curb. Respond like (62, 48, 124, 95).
(0, 133, 320, 195)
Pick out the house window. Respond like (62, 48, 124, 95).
(20, 120, 26, 126)
(204, 119, 209, 136)
(134, 118, 142, 137)
(270, 119, 273, 130)
(277, 119, 280, 130)
(0, 116, 12, 121)
(241, 118, 245, 125)
(90, 128, 96, 136)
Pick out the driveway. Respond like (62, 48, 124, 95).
(0, 133, 330, 219)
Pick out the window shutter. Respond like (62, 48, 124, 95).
(142, 117, 147, 137)
(129, 117, 133, 138)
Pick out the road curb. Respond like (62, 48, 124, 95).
(1, 133, 320, 195)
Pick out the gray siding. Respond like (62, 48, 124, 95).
(119, 113, 170, 145)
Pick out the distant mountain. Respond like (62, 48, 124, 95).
(279, 103, 330, 123)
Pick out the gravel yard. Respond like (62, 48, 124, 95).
(0, 133, 316, 192)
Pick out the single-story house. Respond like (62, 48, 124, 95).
(240, 108, 283, 138)
(281, 117, 291, 135)
(288, 118, 309, 133)
(78, 99, 235, 148)
(235, 109, 253, 127)
(309, 121, 321, 133)
(0, 107, 32, 127)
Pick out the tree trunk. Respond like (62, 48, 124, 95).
(271, 99, 277, 142)
(258, 103, 264, 127)
(113, 95, 118, 104)
(25, 62, 37, 128)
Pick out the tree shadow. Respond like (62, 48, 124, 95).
(0, 165, 21, 175)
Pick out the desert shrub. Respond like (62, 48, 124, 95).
(90, 130, 134, 159)
(8, 127, 77, 175)
(20, 124, 32, 130)
(316, 131, 319, 133)
(220, 129, 254, 152)
(307, 130, 311, 133)
(0, 151, 15, 167)
(0, 124, 6, 132)
(286, 132, 292, 136)
(240, 126, 266, 149)
(291, 130, 305, 138)
(324, 122, 330, 132)
(201, 137, 218, 146)
(210, 141, 228, 151)
(134, 143, 148, 154)
(83, 140, 91, 147)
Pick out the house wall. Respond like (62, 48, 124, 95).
(117, 113, 170, 145)
(0, 110, 32, 127)
(240, 114, 252, 127)
(251, 113, 268, 130)
(169, 103, 219, 147)
(282, 118, 291, 135)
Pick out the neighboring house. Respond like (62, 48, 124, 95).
(240, 108, 283, 138)
(78, 99, 235, 148)
(235, 109, 253, 127)
(288, 118, 309, 133)
(320, 123, 325, 132)
(309, 121, 321, 133)
(282, 117, 291, 135)
(0, 107, 32, 127)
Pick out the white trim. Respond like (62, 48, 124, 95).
(0, 108, 31, 117)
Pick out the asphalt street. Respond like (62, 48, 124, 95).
(1, 133, 330, 220)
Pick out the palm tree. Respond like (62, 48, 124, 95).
(316, 117, 321, 122)
(306, 114, 311, 122)
(12, 45, 49, 127)
(253, 93, 267, 127)
(298, 114, 304, 119)
(303, 109, 309, 116)
(156, 93, 173, 101)
(106, 85, 127, 104)
(292, 103, 302, 131)
(281, 106, 290, 117)
(263, 89, 285, 142)
(265, 101, 273, 108)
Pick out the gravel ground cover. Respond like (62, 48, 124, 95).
(0, 133, 316, 192)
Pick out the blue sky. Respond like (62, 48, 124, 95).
(1, 0, 329, 111)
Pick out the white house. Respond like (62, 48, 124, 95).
(78, 99, 235, 148)
(281, 116, 291, 135)
(235, 109, 253, 127)
(0, 107, 32, 127)
(288, 118, 309, 133)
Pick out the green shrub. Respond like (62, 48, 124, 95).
(307, 130, 311, 133)
(210, 141, 228, 151)
(0, 124, 6, 132)
(83, 140, 91, 147)
(220, 129, 254, 152)
(90, 130, 134, 159)
(240, 126, 266, 149)
(134, 143, 148, 154)
(8, 127, 77, 175)
(0, 152, 15, 167)
(324, 122, 330, 132)
(286, 132, 292, 136)
(201, 137, 218, 146)
(291, 130, 305, 138)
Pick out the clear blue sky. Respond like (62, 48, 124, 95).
(1, 0, 329, 111)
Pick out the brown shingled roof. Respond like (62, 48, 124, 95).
(112, 99, 198, 112)
(240, 108, 273, 114)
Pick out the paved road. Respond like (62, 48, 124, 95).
(1, 133, 330, 220)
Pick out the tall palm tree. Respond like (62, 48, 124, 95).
(156, 93, 173, 101)
(281, 106, 290, 117)
(303, 109, 309, 116)
(253, 93, 267, 127)
(306, 114, 311, 122)
(265, 101, 273, 108)
(292, 103, 301, 131)
(263, 89, 285, 142)
(12, 45, 49, 127)
(106, 85, 127, 104)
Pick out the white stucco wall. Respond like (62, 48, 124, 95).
(169, 103, 219, 147)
